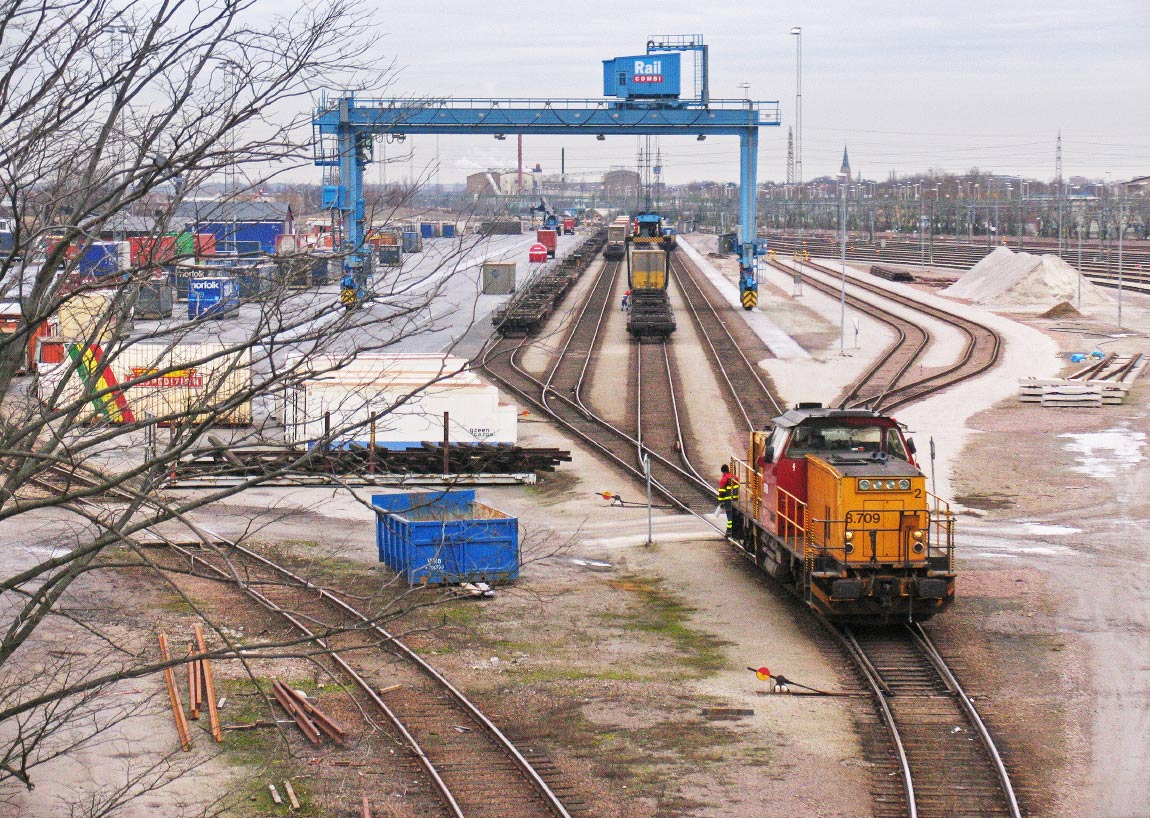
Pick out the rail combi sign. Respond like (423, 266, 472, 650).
(603, 53, 681, 98)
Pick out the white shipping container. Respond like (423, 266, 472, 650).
(279, 353, 517, 449)
(37, 341, 252, 425)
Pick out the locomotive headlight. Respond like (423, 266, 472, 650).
(844, 531, 854, 541)
(912, 542, 926, 554)
(913, 529, 924, 540)
(898, 479, 910, 490)
(885, 480, 896, 490)
(859, 479, 871, 490)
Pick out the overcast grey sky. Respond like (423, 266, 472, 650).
(313, 1, 1148, 186)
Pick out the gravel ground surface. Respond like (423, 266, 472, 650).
(7, 232, 1150, 816)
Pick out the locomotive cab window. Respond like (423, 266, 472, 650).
(786, 422, 910, 458)
(766, 426, 787, 462)
(885, 428, 910, 460)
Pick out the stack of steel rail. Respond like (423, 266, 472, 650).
(167, 442, 572, 486)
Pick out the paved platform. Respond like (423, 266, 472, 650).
(677, 237, 810, 360)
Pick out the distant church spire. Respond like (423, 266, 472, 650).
(840, 146, 851, 180)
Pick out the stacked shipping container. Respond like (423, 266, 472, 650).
(37, 342, 253, 425)
(277, 353, 517, 450)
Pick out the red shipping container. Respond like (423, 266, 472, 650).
(0, 301, 52, 370)
(37, 339, 65, 366)
(528, 243, 548, 263)
(536, 229, 557, 258)
(131, 236, 178, 266)
(194, 233, 216, 257)
(26, 320, 50, 370)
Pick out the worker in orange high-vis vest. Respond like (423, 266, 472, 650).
(717, 464, 739, 534)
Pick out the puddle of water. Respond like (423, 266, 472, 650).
(1019, 522, 1081, 536)
(960, 529, 1077, 559)
(564, 557, 614, 571)
(1060, 428, 1147, 481)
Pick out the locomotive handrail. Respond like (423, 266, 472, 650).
(925, 492, 955, 566)
(776, 485, 806, 541)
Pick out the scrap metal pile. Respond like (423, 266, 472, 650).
(492, 228, 606, 336)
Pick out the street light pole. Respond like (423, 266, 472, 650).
(790, 27, 802, 187)
(1118, 189, 1125, 328)
(838, 146, 850, 355)
(1017, 179, 1024, 250)
(918, 193, 924, 269)
(1077, 202, 1084, 310)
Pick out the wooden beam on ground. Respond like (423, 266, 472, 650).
(158, 632, 192, 751)
(193, 624, 222, 742)
(186, 643, 200, 719)
(283, 780, 301, 810)
(281, 686, 346, 745)
(271, 680, 322, 745)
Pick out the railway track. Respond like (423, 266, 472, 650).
(668, 252, 782, 429)
(30, 466, 580, 817)
(767, 232, 1150, 295)
(476, 258, 715, 515)
(481, 240, 1018, 817)
(752, 254, 1016, 814)
(157, 534, 579, 818)
(770, 257, 1002, 412)
(835, 622, 1020, 818)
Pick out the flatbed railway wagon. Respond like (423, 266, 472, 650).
(728, 404, 955, 623)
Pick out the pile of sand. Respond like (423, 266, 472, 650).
(1039, 301, 1083, 320)
(943, 246, 1111, 309)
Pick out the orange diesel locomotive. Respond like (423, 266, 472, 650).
(728, 403, 955, 623)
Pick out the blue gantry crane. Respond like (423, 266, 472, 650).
(313, 36, 780, 310)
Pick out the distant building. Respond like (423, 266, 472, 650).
(466, 171, 503, 196)
(173, 200, 292, 254)
(97, 213, 161, 240)
(603, 169, 641, 198)
(465, 171, 523, 196)
(1126, 175, 1150, 196)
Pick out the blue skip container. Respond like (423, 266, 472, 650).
(372, 490, 519, 585)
